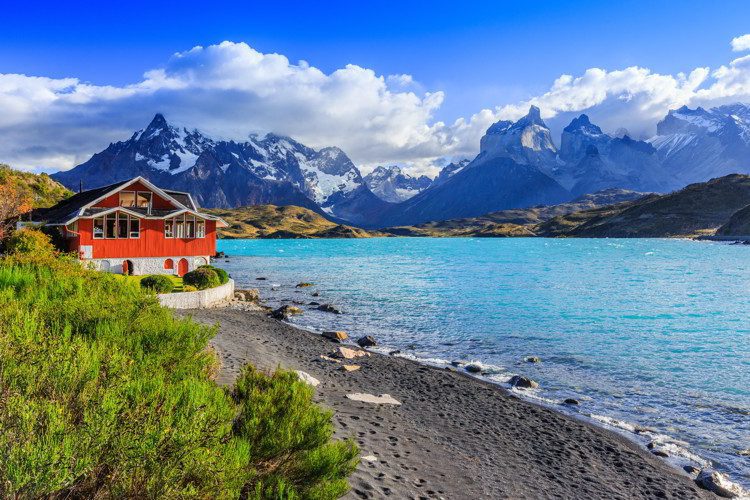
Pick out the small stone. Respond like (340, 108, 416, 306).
(296, 370, 320, 387)
(563, 398, 580, 405)
(646, 442, 656, 450)
(296, 282, 314, 288)
(388, 350, 401, 356)
(683, 465, 701, 475)
(357, 335, 377, 347)
(361, 455, 378, 462)
(652, 449, 669, 458)
(311, 292, 320, 297)
(322, 330, 349, 342)
(336, 346, 368, 359)
(450, 361, 463, 367)
(525, 356, 542, 363)
(464, 364, 482, 374)
(256, 277, 267, 280)
(509, 375, 539, 389)
(341, 364, 361, 372)
(695, 469, 746, 498)
(317, 304, 342, 314)
(308, 301, 321, 306)
(346, 393, 401, 405)
(739, 449, 750, 456)
(320, 355, 341, 363)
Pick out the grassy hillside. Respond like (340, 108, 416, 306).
(382, 189, 646, 237)
(537, 174, 750, 238)
(206, 204, 384, 238)
(0, 164, 71, 208)
(716, 204, 750, 237)
(0, 237, 357, 498)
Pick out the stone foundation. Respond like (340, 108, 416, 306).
(84, 256, 211, 276)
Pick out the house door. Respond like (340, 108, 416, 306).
(177, 258, 189, 277)
(123, 260, 134, 276)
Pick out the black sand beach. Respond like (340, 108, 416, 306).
(181, 307, 714, 499)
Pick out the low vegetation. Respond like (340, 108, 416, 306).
(0, 229, 358, 498)
(184, 267, 221, 290)
(206, 205, 383, 239)
(199, 264, 230, 284)
(140, 274, 175, 293)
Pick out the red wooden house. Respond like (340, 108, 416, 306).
(28, 177, 227, 276)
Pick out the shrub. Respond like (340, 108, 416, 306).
(0, 254, 357, 498)
(183, 284, 198, 292)
(184, 267, 220, 290)
(140, 274, 174, 294)
(199, 264, 229, 284)
(233, 367, 359, 498)
(5, 227, 54, 255)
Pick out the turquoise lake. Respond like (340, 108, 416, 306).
(218, 237, 750, 484)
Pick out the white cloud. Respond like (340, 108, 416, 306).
(731, 34, 750, 52)
(3, 38, 750, 177)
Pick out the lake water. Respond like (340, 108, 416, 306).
(218, 238, 750, 485)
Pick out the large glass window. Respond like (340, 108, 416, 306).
(196, 221, 205, 238)
(129, 218, 140, 238)
(164, 220, 173, 238)
(119, 191, 136, 207)
(93, 218, 104, 239)
(105, 214, 117, 239)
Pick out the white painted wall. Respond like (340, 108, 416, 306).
(157, 279, 235, 309)
(85, 256, 210, 276)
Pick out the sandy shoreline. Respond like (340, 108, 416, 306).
(178, 305, 715, 499)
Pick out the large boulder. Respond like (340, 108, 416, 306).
(357, 335, 377, 347)
(234, 289, 260, 302)
(322, 330, 349, 342)
(317, 304, 342, 314)
(509, 375, 539, 389)
(695, 469, 746, 498)
(270, 305, 303, 320)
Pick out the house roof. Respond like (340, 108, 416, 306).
(30, 177, 227, 227)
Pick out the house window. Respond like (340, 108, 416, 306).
(119, 191, 136, 207)
(129, 218, 140, 238)
(136, 192, 152, 208)
(93, 218, 104, 239)
(164, 220, 174, 238)
(105, 214, 117, 239)
(117, 214, 129, 238)
(196, 221, 205, 238)
(185, 215, 195, 238)
(175, 216, 185, 238)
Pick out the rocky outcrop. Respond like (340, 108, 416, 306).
(694, 469, 746, 498)
(509, 375, 539, 389)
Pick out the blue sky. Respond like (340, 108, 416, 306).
(2, 0, 750, 173)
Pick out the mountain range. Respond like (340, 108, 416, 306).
(51, 103, 750, 228)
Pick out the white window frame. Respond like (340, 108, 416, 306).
(93, 217, 104, 239)
(164, 219, 174, 238)
(119, 191, 136, 207)
(129, 217, 141, 239)
(196, 220, 206, 238)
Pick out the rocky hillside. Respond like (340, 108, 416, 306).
(537, 174, 750, 238)
(204, 205, 381, 239)
(0, 164, 71, 208)
(363, 165, 433, 202)
(383, 189, 647, 237)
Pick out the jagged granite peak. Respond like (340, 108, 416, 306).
(51, 114, 389, 225)
(363, 165, 433, 203)
(478, 106, 558, 171)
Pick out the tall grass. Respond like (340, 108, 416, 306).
(0, 252, 357, 498)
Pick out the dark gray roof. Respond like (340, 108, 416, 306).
(30, 179, 131, 225)
(163, 190, 198, 210)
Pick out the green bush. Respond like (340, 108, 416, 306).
(233, 367, 359, 498)
(184, 267, 221, 290)
(199, 264, 230, 284)
(183, 284, 198, 292)
(5, 227, 55, 255)
(140, 274, 174, 293)
(0, 253, 357, 498)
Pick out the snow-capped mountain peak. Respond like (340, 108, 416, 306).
(363, 165, 433, 203)
(478, 106, 557, 169)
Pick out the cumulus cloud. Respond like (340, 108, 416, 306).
(3, 38, 750, 176)
(731, 34, 750, 52)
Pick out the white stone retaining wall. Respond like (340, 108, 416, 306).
(85, 256, 211, 275)
(158, 279, 235, 309)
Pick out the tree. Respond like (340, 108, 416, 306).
(0, 184, 32, 241)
